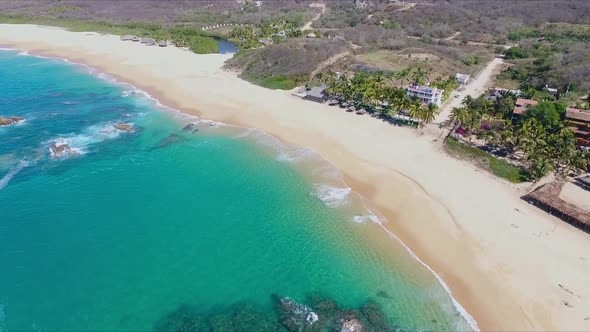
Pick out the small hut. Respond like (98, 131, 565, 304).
(259, 38, 272, 46)
(121, 34, 137, 41)
(306, 32, 317, 38)
(304, 85, 328, 103)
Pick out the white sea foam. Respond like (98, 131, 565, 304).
(17, 50, 29, 56)
(46, 122, 132, 158)
(311, 184, 351, 208)
(0, 160, 29, 191)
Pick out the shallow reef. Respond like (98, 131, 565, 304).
(153, 292, 399, 332)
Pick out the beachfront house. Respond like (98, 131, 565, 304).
(565, 107, 590, 147)
(455, 73, 470, 85)
(512, 98, 538, 117)
(304, 85, 328, 103)
(406, 83, 443, 106)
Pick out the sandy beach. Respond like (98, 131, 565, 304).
(2, 24, 590, 331)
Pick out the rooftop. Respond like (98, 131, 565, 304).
(306, 84, 328, 99)
(566, 108, 590, 122)
(524, 181, 590, 231)
(513, 98, 538, 115)
(406, 84, 442, 95)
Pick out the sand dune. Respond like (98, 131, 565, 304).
(1, 24, 590, 331)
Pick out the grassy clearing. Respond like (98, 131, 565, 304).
(445, 137, 529, 183)
(249, 75, 303, 90)
(0, 15, 220, 54)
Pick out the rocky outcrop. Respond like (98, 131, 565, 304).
(114, 123, 135, 132)
(337, 311, 364, 332)
(273, 295, 319, 331)
(0, 116, 24, 127)
(49, 142, 74, 158)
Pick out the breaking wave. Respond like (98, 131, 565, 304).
(311, 184, 351, 208)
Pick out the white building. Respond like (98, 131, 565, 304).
(406, 84, 443, 106)
(455, 73, 470, 85)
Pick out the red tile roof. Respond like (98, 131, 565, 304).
(513, 98, 538, 115)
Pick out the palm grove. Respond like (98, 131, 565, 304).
(449, 95, 589, 181)
(318, 67, 458, 126)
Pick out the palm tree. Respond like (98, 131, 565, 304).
(394, 67, 411, 86)
(418, 103, 438, 126)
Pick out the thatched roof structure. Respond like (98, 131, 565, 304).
(524, 181, 590, 231)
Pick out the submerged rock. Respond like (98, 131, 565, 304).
(153, 304, 208, 332)
(273, 295, 319, 331)
(182, 123, 196, 132)
(150, 133, 188, 151)
(336, 311, 364, 332)
(0, 116, 24, 127)
(114, 123, 135, 132)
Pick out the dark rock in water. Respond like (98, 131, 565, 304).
(0, 116, 24, 127)
(153, 304, 208, 332)
(209, 303, 280, 332)
(182, 123, 196, 132)
(273, 295, 319, 332)
(49, 142, 75, 158)
(306, 293, 340, 316)
(375, 290, 392, 300)
(150, 133, 187, 151)
(335, 310, 364, 332)
(114, 123, 135, 132)
(192, 128, 199, 134)
(360, 302, 389, 332)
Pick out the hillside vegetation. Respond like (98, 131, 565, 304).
(225, 39, 347, 89)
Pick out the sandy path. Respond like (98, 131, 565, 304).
(301, 3, 325, 31)
(434, 57, 504, 126)
(1, 25, 590, 331)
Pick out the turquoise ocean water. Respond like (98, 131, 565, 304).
(0, 49, 475, 331)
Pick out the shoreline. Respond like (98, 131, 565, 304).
(1, 45, 478, 330)
(2, 24, 590, 331)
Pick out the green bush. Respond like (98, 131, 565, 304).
(445, 138, 529, 183)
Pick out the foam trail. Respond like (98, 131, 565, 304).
(17, 50, 29, 56)
(0, 160, 28, 191)
(312, 184, 351, 208)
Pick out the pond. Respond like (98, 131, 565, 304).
(218, 39, 238, 54)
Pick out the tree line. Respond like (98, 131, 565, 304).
(449, 95, 589, 180)
(318, 67, 458, 126)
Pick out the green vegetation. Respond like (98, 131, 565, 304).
(445, 137, 529, 183)
(0, 15, 220, 54)
(320, 69, 446, 126)
(225, 39, 346, 90)
(228, 19, 303, 50)
(449, 95, 590, 181)
(499, 23, 590, 103)
(253, 75, 302, 90)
